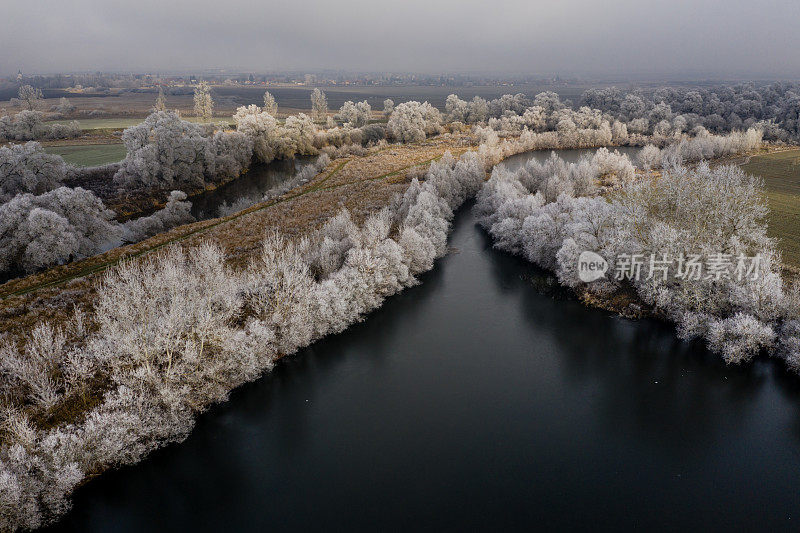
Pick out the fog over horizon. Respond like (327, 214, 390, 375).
(3, 0, 800, 79)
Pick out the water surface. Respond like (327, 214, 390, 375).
(190, 157, 311, 220)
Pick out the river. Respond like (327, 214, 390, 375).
(51, 148, 800, 531)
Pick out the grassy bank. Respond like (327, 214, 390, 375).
(44, 143, 127, 166)
(740, 148, 800, 267)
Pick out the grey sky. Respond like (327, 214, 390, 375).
(3, 0, 800, 78)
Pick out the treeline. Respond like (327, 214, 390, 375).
(475, 123, 760, 169)
(0, 97, 433, 277)
(0, 151, 485, 530)
(0, 80, 772, 280)
(637, 129, 762, 169)
(444, 83, 800, 142)
(581, 84, 800, 141)
(448, 90, 774, 155)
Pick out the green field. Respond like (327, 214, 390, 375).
(44, 144, 127, 167)
(46, 118, 143, 130)
(45, 116, 235, 131)
(741, 149, 800, 267)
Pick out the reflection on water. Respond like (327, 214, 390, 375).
(190, 157, 312, 220)
(51, 151, 800, 533)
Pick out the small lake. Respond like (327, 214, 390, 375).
(51, 148, 800, 532)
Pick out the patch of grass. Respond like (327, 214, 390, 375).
(44, 144, 127, 167)
(45, 118, 144, 130)
(741, 149, 800, 267)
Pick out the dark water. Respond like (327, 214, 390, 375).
(52, 193, 800, 531)
(0, 159, 307, 286)
(189, 157, 311, 220)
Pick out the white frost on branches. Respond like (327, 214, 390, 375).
(387, 101, 442, 142)
(476, 150, 796, 368)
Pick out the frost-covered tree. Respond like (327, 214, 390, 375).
(638, 144, 662, 170)
(234, 105, 280, 162)
(263, 90, 278, 115)
(532, 92, 564, 115)
(51, 97, 75, 115)
(193, 82, 213, 121)
(488, 93, 530, 117)
(445, 94, 489, 124)
(212, 129, 253, 179)
(114, 111, 216, 189)
(234, 106, 317, 163)
(383, 99, 394, 117)
(310, 88, 328, 122)
(0, 187, 121, 274)
(0, 142, 66, 203)
(284, 113, 317, 156)
(355, 100, 372, 126)
(359, 123, 387, 145)
(335, 100, 371, 127)
(387, 101, 442, 142)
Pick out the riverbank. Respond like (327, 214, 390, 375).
(0, 135, 486, 530)
(508, 143, 800, 322)
(0, 133, 471, 348)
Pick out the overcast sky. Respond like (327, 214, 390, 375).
(3, 0, 800, 78)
